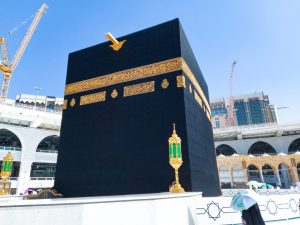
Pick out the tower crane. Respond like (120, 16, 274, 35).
(0, 3, 48, 103)
(227, 61, 237, 127)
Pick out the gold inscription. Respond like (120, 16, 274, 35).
(65, 58, 182, 96)
(176, 75, 186, 88)
(80, 91, 106, 106)
(124, 81, 155, 97)
(63, 100, 67, 110)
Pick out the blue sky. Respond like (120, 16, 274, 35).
(1, 0, 299, 124)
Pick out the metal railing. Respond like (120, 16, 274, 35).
(0, 146, 22, 151)
(30, 177, 55, 181)
(14, 103, 62, 114)
(214, 122, 300, 135)
(222, 188, 300, 197)
(36, 149, 58, 154)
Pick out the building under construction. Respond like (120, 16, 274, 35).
(211, 92, 278, 128)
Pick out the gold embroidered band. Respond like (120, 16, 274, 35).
(181, 62, 211, 115)
(194, 91, 203, 108)
(65, 58, 181, 96)
(80, 91, 106, 106)
(124, 81, 155, 97)
(64, 57, 211, 116)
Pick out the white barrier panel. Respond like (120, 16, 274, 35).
(1, 192, 300, 225)
(0, 192, 201, 225)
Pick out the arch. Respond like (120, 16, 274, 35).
(30, 162, 56, 178)
(218, 165, 232, 189)
(288, 138, 300, 154)
(36, 135, 59, 153)
(278, 163, 292, 188)
(262, 164, 276, 186)
(247, 164, 262, 183)
(278, 162, 291, 170)
(0, 129, 22, 151)
(262, 163, 276, 172)
(248, 141, 277, 156)
(216, 144, 237, 156)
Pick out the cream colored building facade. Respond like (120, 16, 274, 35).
(214, 123, 300, 188)
(217, 153, 300, 188)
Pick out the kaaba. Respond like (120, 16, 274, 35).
(54, 18, 221, 197)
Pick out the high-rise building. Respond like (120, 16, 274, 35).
(210, 98, 228, 129)
(211, 92, 278, 128)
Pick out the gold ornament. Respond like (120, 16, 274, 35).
(111, 89, 118, 98)
(161, 79, 169, 89)
(70, 98, 76, 107)
(105, 32, 126, 51)
(189, 84, 192, 93)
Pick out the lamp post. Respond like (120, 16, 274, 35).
(0, 152, 13, 195)
(233, 108, 238, 126)
(168, 123, 185, 193)
(34, 86, 41, 109)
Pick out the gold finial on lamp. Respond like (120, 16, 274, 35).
(168, 123, 185, 193)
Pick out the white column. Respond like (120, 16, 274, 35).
(230, 170, 234, 188)
(292, 167, 299, 183)
(259, 170, 265, 183)
(15, 129, 39, 194)
(16, 162, 32, 194)
(243, 169, 249, 183)
(275, 170, 282, 186)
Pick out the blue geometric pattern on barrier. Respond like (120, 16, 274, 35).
(266, 199, 277, 215)
(196, 197, 299, 221)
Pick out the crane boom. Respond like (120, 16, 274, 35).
(0, 37, 9, 66)
(10, 3, 48, 71)
(227, 61, 237, 127)
(0, 3, 47, 103)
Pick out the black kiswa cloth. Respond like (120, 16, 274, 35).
(55, 18, 221, 197)
(242, 203, 265, 225)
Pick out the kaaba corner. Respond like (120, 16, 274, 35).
(54, 18, 222, 197)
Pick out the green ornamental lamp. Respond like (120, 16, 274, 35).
(168, 123, 185, 193)
(0, 152, 13, 195)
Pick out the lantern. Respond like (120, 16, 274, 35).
(0, 152, 13, 195)
(168, 123, 185, 193)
